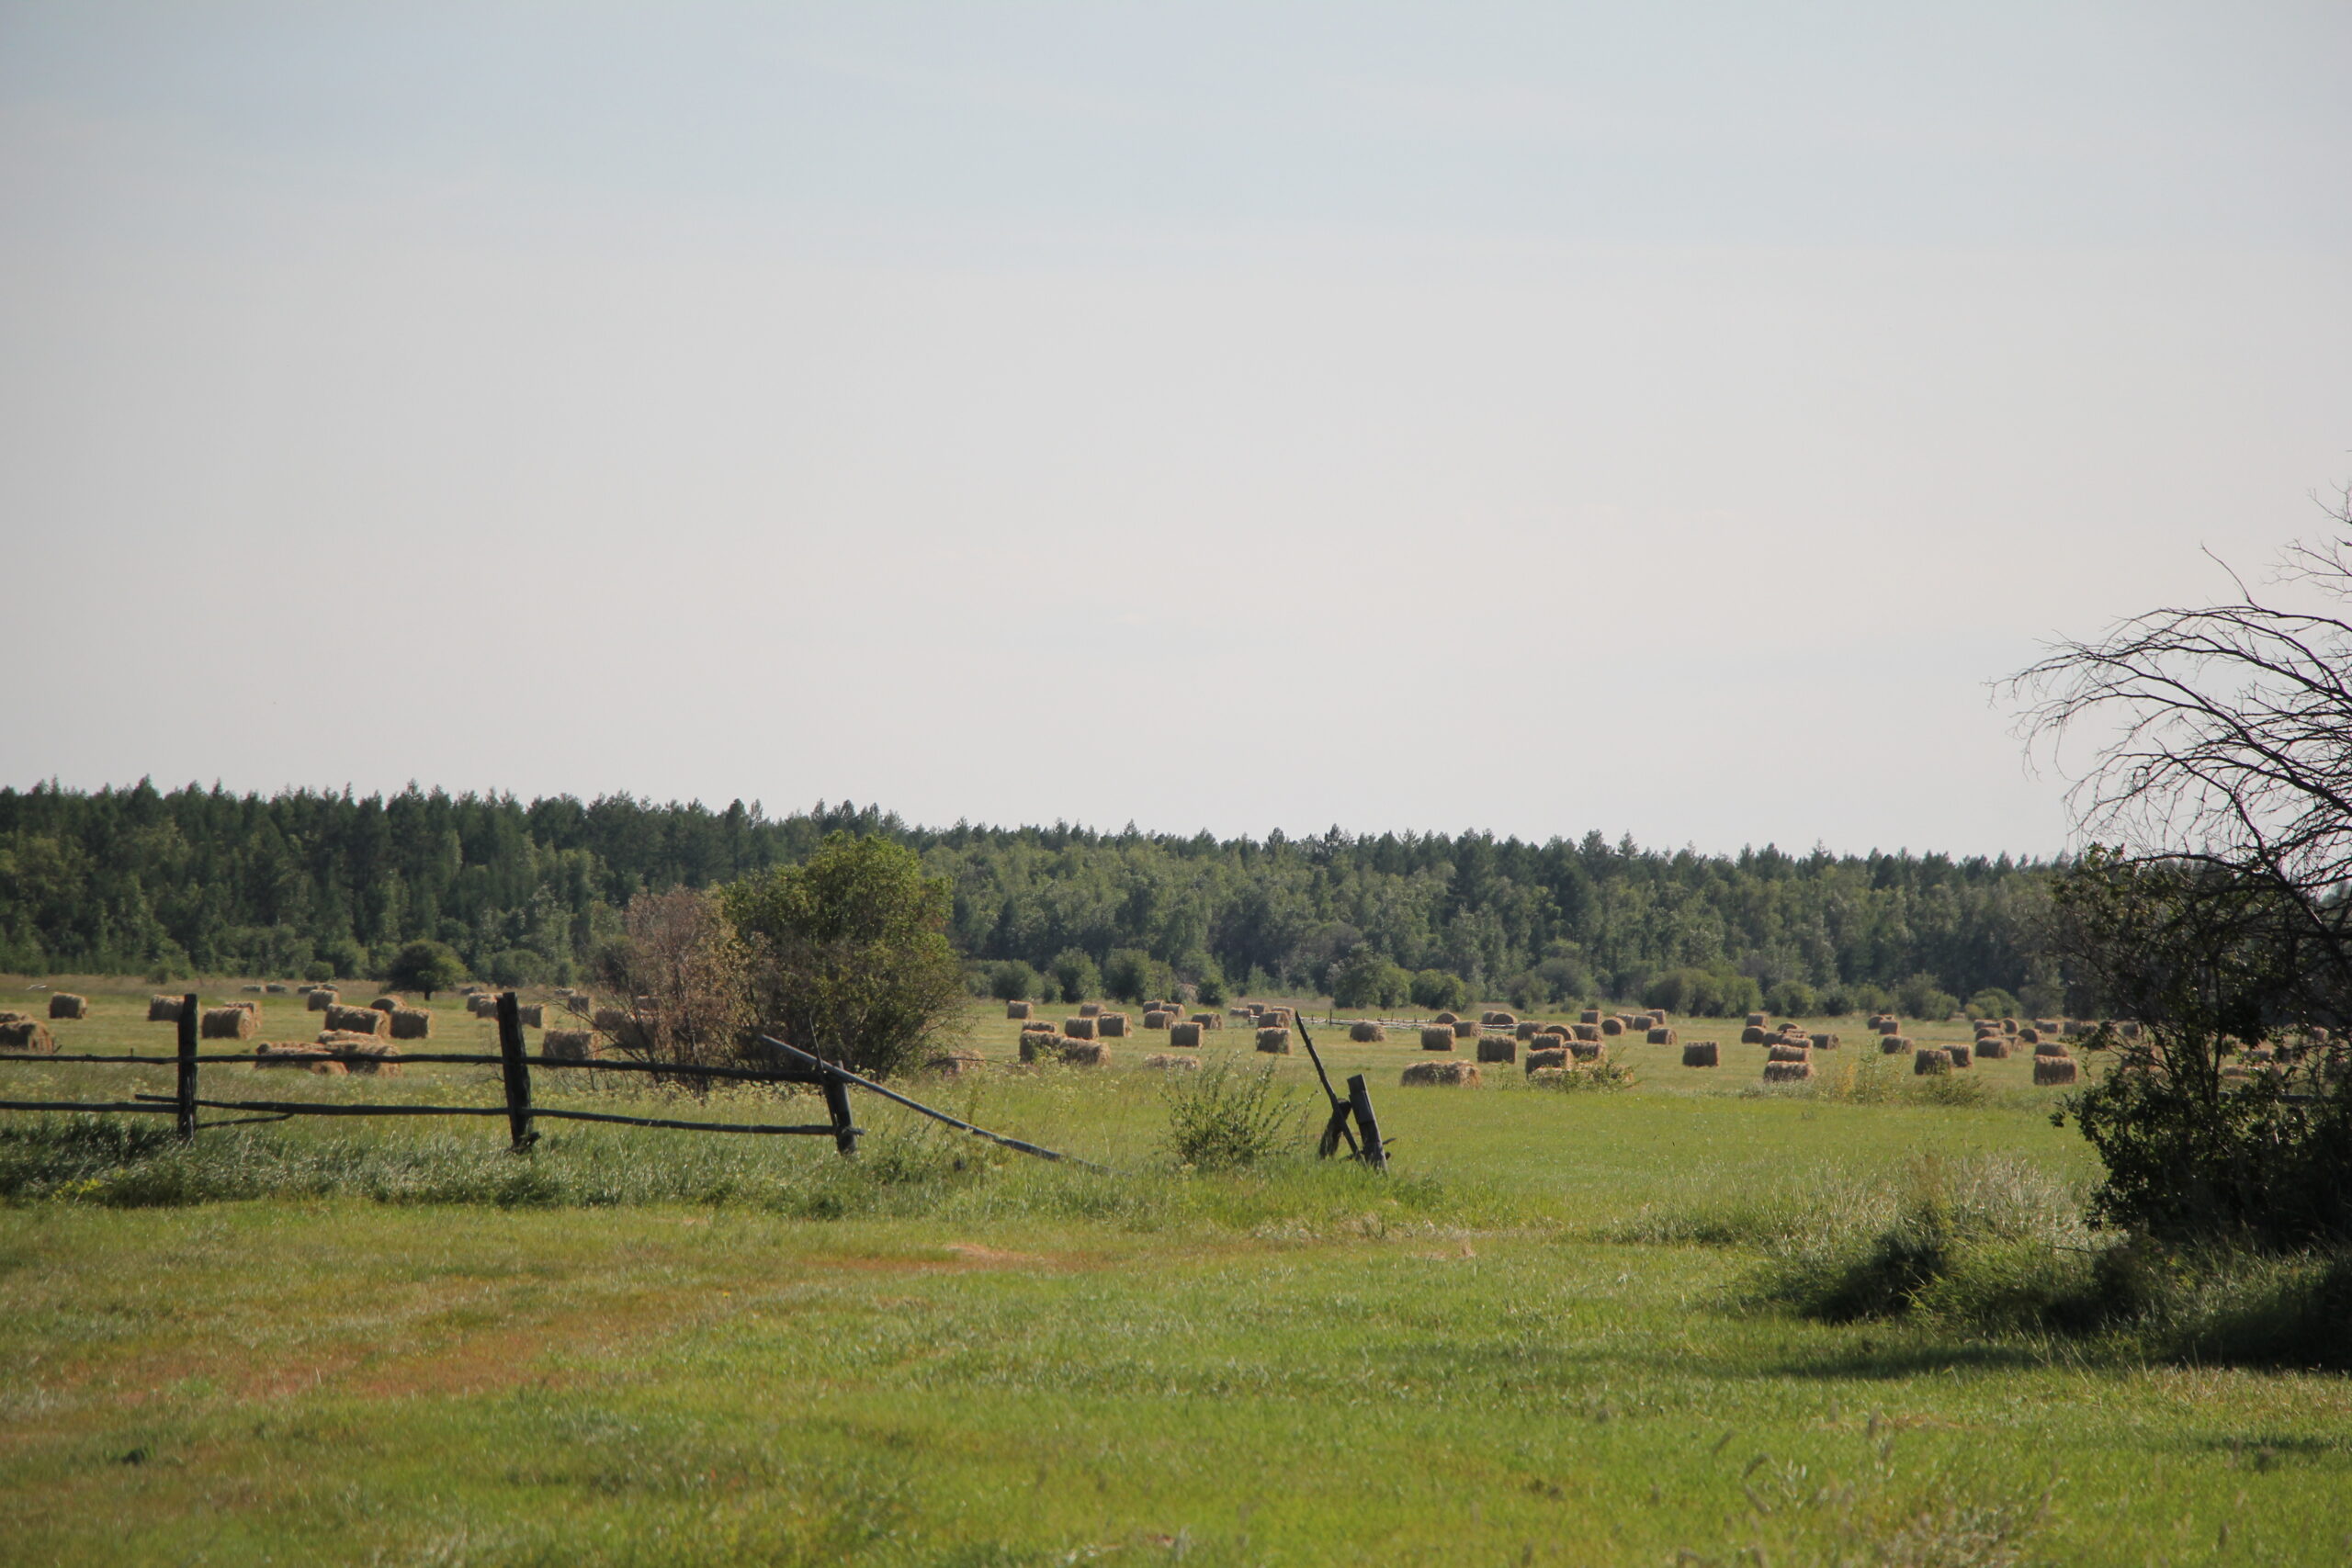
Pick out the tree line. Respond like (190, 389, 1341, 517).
(0, 778, 2064, 1015)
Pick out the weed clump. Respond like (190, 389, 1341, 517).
(1161, 1061, 1299, 1170)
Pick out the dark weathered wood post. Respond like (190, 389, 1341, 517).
(1346, 1073, 1385, 1172)
(495, 991, 537, 1150)
(820, 1066, 858, 1156)
(175, 991, 199, 1141)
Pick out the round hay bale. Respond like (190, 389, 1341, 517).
(1005, 1000, 1033, 1020)
(1451, 1019, 1478, 1039)
(2033, 1055, 2081, 1086)
(307, 987, 337, 1011)
(1808, 1032, 1838, 1051)
(254, 1041, 334, 1070)
(368, 998, 399, 1014)
(1142, 1052, 1201, 1071)
(1600, 1017, 1625, 1036)
(924, 1051, 985, 1077)
(1913, 1046, 1951, 1076)
(1058, 1040, 1110, 1067)
(591, 1006, 631, 1035)
(1973, 1035, 2011, 1059)
(1481, 1010, 1516, 1027)
(1020, 1018, 1057, 1035)
(1573, 1022, 1602, 1043)
(1767, 1042, 1811, 1063)
(1539, 1022, 1571, 1039)
(1566, 1038, 1605, 1062)
(1746, 1012, 1769, 1028)
(388, 1007, 434, 1041)
(1099, 1012, 1130, 1037)
(1142, 1010, 1171, 1030)
(1681, 1041, 1719, 1068)
(327, 1039, 403, 1075)
(1739, 1026, 1768, 1044)
(1875, 1018, 1902, 1035)
(517, 1003, 545, 1029)
(1525, 1045, 1569, 1072)
(1476, 1035, 1516, 1064)
(1255, 1027, 1293, 1055)
(1580, 1009, 1603, 1025)
(2033, 1040, 2070, 1058)
(1192, 1012, 1223, 1029)
(1946, 1043, 1973, 1067)
(1645, 1026, 1677, 1045)
(1432, 1010, 1459, 1025)
(1419, 1026, 1455, 1051)
(1762, 1059, 1814, 1084)
(1170, 1021, 1204, 1046)
(199, 1006, 257, 1041)
(2018, 1026, 2041, 1044)
(1261, 1007, 1293, 1027)
(1079, 1002, 1102, 1018)
(1515, 1021, 1543, 1041)
(1065, 1017, 1098, 1040)
(0, 1019, 55, 1053)
(240, 984, 263, 993)
(1230, 1007, 1254, 1020)
(147, 994, 184, 1022)
(1879, 1033, 1910, 1055)
(544, 1030, 596, 1061)
(46, 993, 87, 1020)
(1349, 1021, 1385, 1043)
(1401, 1060, 1480, 1087)
(323, 1004, 389, 1038)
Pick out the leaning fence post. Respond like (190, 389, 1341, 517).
(820, 1066, 858, 1157)
(495, 991, 537, 1150)
(1346, 1073, 1385, 1172)
(175, 991, 199, 1141)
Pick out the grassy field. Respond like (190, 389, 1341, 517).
(0, 981, 2346, 1566)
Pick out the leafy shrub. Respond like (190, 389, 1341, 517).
(1965, 987, 2022, 1020)
(1642, 967, 1761, 1018)
(1767, 979, 1817, 1018)
(1102, 947, 1155, 1003)
(1529, 1061, 1636, 1093)
(302, 960, 335, 984)
(487, 947, 550, 988)
(1894, 972, 1959, 1020)
(1409, 969, 1469, 1013)
(1162, 1062, 1298, 1169)
(988, 961, 1039, 1002)
(1331, 945, 1411, 1009)
(386, 940, 467, 997)
(1817, 985, 1857, 1017)
(1049, 949, 1101, 1004)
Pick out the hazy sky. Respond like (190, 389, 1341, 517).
(4, 3, 2347, 855)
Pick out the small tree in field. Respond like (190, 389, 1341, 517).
(595, 887, 751, 1075)
(1409, 968, 1469, 1013)
(989, 960, 1040, 1002)
(386, 940, 466, 998)
(1102, 947, 1155, 1003)
(1330, 944, 1410, 1010)
(1050, 949, 1101, 1004)
(721, 834, 966, 1078)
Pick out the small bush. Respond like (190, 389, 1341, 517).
(988, 961, 1039, 1002)
(1408, 969, 1469, 1013)
(1050, 949, 1101, 1005)
(487, 947, 551, 988)
(1162, 1061, 1299, 1170)
(1529, 1061, 1636, 1093)
(1965, 987, 2022, 1021)
(1894, 972, 1960, 1021)
(1767, 979, 1816, 1018)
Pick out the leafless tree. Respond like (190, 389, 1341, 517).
(593, 886, 751, 1081)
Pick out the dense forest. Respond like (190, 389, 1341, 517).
(0, 781, 2067, 1014)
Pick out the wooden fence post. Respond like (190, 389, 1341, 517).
(820, 1068, 858, 1156)
(175, 992, 198, 1142)
(1346, 1073, 1385, 1172)
(495, 991, 537, 1150)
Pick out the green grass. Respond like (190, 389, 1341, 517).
(0, 983, 2346, 1565)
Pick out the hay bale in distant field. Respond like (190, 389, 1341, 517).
(328, 1039, 403, 1075)
(1079, 1002, 1102, 1018)
(1230, 1007, 1255, 1020)
(369, 998, 399, 1014)
(0, 1019, 54, 1052)
(1006, 1000, 1033, 1020)
(1261, 1007, 1293, 1027)
(148, 994, 183, 1021)
(265, 983, 288, 995)
(1143, 1010, 1171, 1030)
(1762, 1060, 1813, 1084)
(1646, 1025, 1676, 1045)
(1476, 1035, 1516, 1064)
(1099, 1012, 1130, 1037)
(1481, 1010, 1516, 1027)
(47, 993, 86, 1020)
(1681, 1041, 1719, 1068)
(1946, 1043, 1973, 1068)
(1999, 1017, 2018, 1034)
(1526, 1046, 1570, 1072)
(544, 1030, 596, 1061)
(2063, 1020, 2090, 1038)
(1580, 1009, 1603, 1025)
(1515, 1020, 1543, 1041)
(1170, 1021, 1204, 1046)
(255, 1042, 337, 1071)
(1539, 1022, 1571, 1039)
(1809, 1032, 1838, 1051)
(1601, 1017, 1624, 1036)
(1746, 1012, 1769, 1028)
(1767, 1043, 1811, 1063)
(1433, 1010, 1459, 1025)
(1740, 1026, 1768, 1044)
(1142, 1053, 1201, 1071)
(924, 1051, 985, 1077)
(1419, 1026, 1455, 1051)
(2118, 1021, 2142, 1039)
(1973, 1035, 2011, 1058)
(2033, 1055, 2081, 1086)
(1193, 1012, 1222, 1029)
(2018, 1027, 2041, 1044)
(1567, 1038, 1604, 1062)
(307, 987, 336, 1011)
(1573, 1023, 1602, 1043)
(1879, 1033, 1910, 1054)
(2032, 1040, 2069, 1058)
(1256, 1027, 1292, 1055)
(1059, 1040, 1110, 1067)
(241, 984, 262, 993)
(2035, 1018, 2063, 1034)
(1914, 1046, 1950, 1076)
(323, 1004, 389, 1038)
(389, 1008, 433, 1041)
(509, 1003, 539, 1028)
(1020, 1018, 1057, 1035)
(200, 1006, 256, 1040)
(0, 1010, 25, 1023)
(1875, 1018, 1902, 1035)
(1065, 1017, 1097, 1040)
(1350, 1021, 1385, 1043)
(593, 1007, 632, 1035)
(1452, 1019, 1478, 1039)
(1401, 1060, 1479, 1087)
